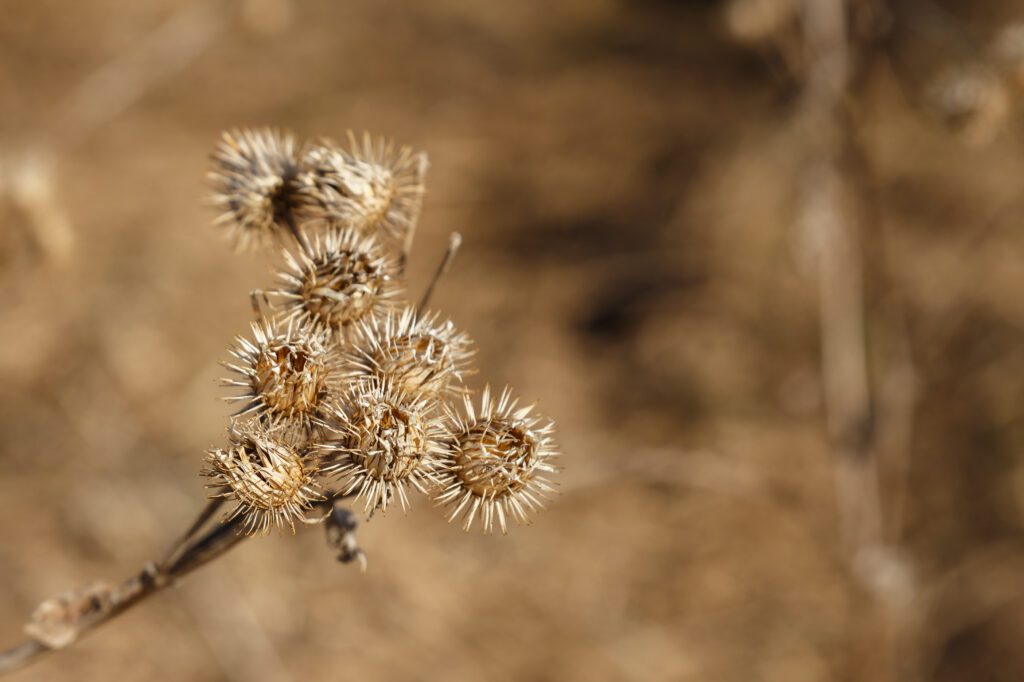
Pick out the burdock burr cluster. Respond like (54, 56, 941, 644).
(204, 128, 561, 536)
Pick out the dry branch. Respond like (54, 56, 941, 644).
(0, 492, 354, 676)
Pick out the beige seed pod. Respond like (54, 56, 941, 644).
(319, 376, 443, 515)
(433, 386, 559, 534)
(207, 128, 304, 251)
(222, 317, 334, 427)
(204, 422, 323, 535)
(297, 131, 428, 242)
(345, 307, 475, 399)
(269, 227, 401, 335)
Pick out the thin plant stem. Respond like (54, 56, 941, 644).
(418, 231, 461, 313)
(158, 496, 226, 571)
(0, 491, 351, 676)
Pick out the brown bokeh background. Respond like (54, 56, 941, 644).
(3, 0, 1024, 680)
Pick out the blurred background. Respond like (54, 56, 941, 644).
(3, 0, 1024, 680)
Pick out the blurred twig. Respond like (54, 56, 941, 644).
(875, 298, 916, 544)
(1, 149, 75, 266)
(798, 0, 884, 556)
(797, 2, 922, 680)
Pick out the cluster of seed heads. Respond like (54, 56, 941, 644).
(205, 128, 559, 535)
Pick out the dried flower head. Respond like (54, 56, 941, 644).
(222, 317, 334, 426)
(204, 422, 323, 534)
(345, 307, 474, 398)
(434, 386, 559, 534)
(208, 128, 303, 250)
(320, 376, 442, 515)
(297, 132, 428, 241)
(269, 227, 401, 334)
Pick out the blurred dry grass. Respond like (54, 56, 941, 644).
(3, 0, 1024, 680)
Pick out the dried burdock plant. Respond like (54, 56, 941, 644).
(433, 386, 559, 534)
(268, 226, 401, 334)
(208, 128, 304, 250)
(222, 316, 334, 428)
(204, 421, 324, 534)
(319, 375, 443, 515)
(344, 306, 475, 399)
(297, 131, 428, 246)
(0, 127, 561, 676)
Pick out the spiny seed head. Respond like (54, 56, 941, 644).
(319, 375, 443, 515)
(208, 128, 303, 251)
(270, 227, 401, 334)
(297, 131, 428, 242)
(346, 307, 475, 398)
(434, 386, 559, 534)
(204, 422, 323, 534)
(222, 317, 334, 426)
